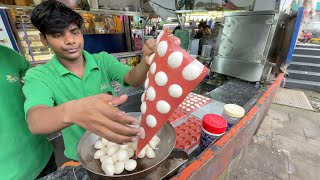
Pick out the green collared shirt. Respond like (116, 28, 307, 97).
(0, 45, 53, 179)
(23, 50, 131, 160)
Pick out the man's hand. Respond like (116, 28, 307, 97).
(65, 94, 141, 144)
(123, 33, 181, 87)
(143, 35, 181, 65)
(169, 35, 181, 47)
(143, 38, 157, 58)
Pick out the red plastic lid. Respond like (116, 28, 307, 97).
(202, 114, 227, 134)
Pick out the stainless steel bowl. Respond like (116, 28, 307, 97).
(76, 114, 176, 180)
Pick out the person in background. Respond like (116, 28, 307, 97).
(194, 24, 204, 39)
(305, 31, 311, 42)
(150, 25, 158, 36)
(199, 23, 220, 56)
(0, 45, 56, 179)
(298, 30, 306, 42)
(23, 0, 178, 163)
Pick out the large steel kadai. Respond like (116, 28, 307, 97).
(77, 120, 176, 180)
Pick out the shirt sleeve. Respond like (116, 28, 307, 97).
(101, 53, 132, 87)
(23, 70, 55, 116)
(19, 56, 31, 77)
(0, 44, 31, 77)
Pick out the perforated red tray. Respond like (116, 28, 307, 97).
(178, 93, 212, 113)
(168, 109, 188, 125)
(174, 117, 202, 154)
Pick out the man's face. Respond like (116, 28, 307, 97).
(204, 27, 211, 35)
(41, 24, 84, 61)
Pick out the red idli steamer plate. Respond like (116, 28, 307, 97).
(137, 30, 208, 155)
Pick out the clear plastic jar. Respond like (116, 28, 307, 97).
(222, 104, 245, 131)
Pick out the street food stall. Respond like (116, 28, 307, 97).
(0, 2, 299, 179)
(39, 9, 296, 179)
(0, 4, 147, 67)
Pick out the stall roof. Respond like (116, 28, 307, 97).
(0, 4, 150, 17)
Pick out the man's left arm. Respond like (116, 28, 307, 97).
(123, 57, 149, 87)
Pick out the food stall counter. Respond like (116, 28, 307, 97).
(39, 73, 284, 180)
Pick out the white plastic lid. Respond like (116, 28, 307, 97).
(223, 104, 245, 118)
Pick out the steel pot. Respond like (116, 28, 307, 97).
(76, 113, 176, 180)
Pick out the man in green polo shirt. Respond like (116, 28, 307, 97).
(0, 45, 56, 179)
(23, 1, 157, 161)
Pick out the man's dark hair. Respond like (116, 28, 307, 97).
(204, 25, 211, 29)
(31, 0, 83, 35)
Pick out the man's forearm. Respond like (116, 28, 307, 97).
(27, 103, 73, 134)
(125, 58, 149, 87)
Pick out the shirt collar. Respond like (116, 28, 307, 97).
(52, 50, 98, 76)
